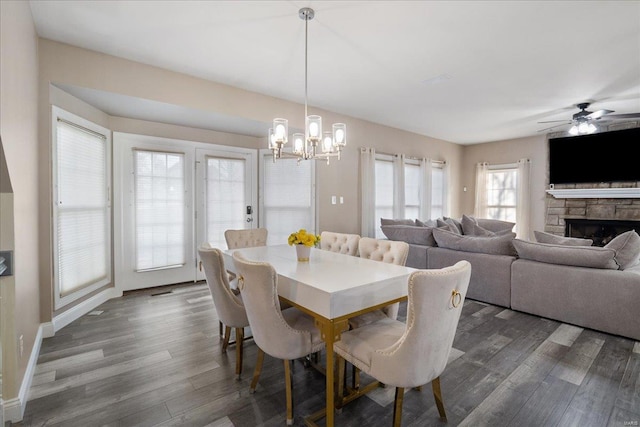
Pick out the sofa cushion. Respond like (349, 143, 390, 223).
(512, 239, 618, 269)
(533, 230, 593, 246)
(381, 218, 415, 226)
(380, 225, 437, 246)
(433, 228, 516, 256)
(604, 230, 640, 270)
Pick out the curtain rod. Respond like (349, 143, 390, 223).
(360, 147, 445, 164)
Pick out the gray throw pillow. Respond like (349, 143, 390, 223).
(604, 230, 640, 270)
(475, 217, 515, 233)
(436, 218, 462, 234)
(443, 216, 464, 234)
(461, 214, 495, 236)
(512, 239, 618, 269)
(432, 228, 517, 256)
(380, 225, 437, 246)
(380, 218, 415, 226)
(416, 218, 437, 227)
(533, 230, 593, 246)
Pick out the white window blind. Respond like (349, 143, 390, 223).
(134, 150, 185, 271)
(55, 119, 109, 297)
(262, 155, 313, 245)
(404, 161, 420, 220)
(374, 157, 394, 238)
(206, 157, 246, 248)
(431, 165, 445, 219)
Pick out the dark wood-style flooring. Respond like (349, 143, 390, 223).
(14, 282, 640, 427)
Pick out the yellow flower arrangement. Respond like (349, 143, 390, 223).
(288, 229, 320, 247)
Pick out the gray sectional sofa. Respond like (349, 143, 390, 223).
(381, 215, 640, 341)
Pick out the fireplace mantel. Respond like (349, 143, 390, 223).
(546, 187, 640, 199)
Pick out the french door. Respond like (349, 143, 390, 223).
(114, 133, 255, 291)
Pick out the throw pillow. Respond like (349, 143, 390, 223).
(432, 228, 517, 256)
(604, 230, 640, 270)
(380, 218, 415, 226)
(443, 216, 464, 234)
(416, 218, 437, 227)
(533, 230, 593, 246)
(436, 218, 462, 234)
(512, 239, 618, 269)
(380, 225, 437, 246)
(475, 217, 515, 233)
(461, 214, 495, 236)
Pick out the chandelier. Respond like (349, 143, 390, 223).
(269, 7, 346, 164)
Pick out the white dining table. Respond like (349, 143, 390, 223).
(223, 244, 416, 427)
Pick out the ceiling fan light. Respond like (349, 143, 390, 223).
(587, 123, 597, 134)
(578, 122, 589, 134)
(568, 125, 579, 136)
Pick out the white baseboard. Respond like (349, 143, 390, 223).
(52, 286, 122, 333)
(3, 322, 44, 422)
(3, 286, 122, 422)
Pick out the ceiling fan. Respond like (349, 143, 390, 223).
(537, 102, 640, 134)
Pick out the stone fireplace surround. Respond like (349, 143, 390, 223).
(544, 182, 640, 243)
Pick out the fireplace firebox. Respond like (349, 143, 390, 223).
(565, 219, 640, 246)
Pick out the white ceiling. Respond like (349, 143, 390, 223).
(29, 1, 640, 144)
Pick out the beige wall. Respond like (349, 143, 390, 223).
(37, 39, 463, 290)
(460, 134, 549, 237)
(0, 0, 41, 400)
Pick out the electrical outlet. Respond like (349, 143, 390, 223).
(19, 334, 24, 357)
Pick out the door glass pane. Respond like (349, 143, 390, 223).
(206, 157, 246, 249)
(135, 150, 185, 271)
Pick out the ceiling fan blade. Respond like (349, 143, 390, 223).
(538, 119, 573, 124)
(602, 113, 640, 119)
(587, 109, 614, 120)
(537, 122, 571, 132)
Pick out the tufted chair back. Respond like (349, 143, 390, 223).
(224, 228, 268, 250)
(334, 261, 471, 426)
(320, 231, 361, 256)
(349, 237, 410, 327)
(358, 237, 409, 266)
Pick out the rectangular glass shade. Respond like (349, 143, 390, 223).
(322, 132, 334, 153)
(306, 115, 322, 141)
(293, 133, 305, 154)
(332, 123, 347, 148)
(273, 118, 288, 143)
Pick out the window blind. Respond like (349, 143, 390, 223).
(374, 159, 393, 238)
(134, 150, 185, 271)
(206, 157, 246, 248)
(56, 120, 108, 296)
(404, 162, 420, 220)
(262, 155, 313, 245)
(431, 166, 445, 219)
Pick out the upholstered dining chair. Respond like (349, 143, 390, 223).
(198, 244, 251, 379)
(232, 251, 325, 426)
(320, 231, 361, 256)
(349, 237, 410, 329)
(224, 227, 268, 249)
(335, 260, 471, 426)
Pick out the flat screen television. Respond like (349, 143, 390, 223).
(548, 127, 640, 185)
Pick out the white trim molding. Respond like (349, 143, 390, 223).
(547, 187, 640, 199)
(52, 286, 122, 332)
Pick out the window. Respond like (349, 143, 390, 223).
(52, 107, 111, 309)
(372, 154, 447, 237)
(475, 159, 530, 238)
(260, 151, 316, 245)
(134, 150, 185, 271)
(486, 167, 517, 222)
